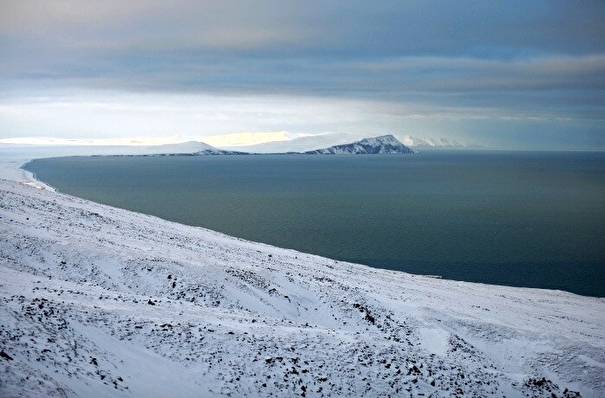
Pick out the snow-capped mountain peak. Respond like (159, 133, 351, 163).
(303, 134, 415, 154)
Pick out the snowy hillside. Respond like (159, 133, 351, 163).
(117, 141, 247, 156)
(398, 135, 486, 149)
(151, 141, 225, 155)
(1, 179, 604, 397)
(217, 133, 358, 154)
(304, 135, 414, 154)
(221, 133, 484, 153)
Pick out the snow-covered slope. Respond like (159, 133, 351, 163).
(222, 133, 359, 153)
(220, 133, 484, 153)
(398, 135, 485, 149)
(151, 140, 225, 154)
(1, 179, 603, 397)
(121, 141, 247, 156)
(304, 135, 415, 154)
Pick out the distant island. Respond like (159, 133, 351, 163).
(138, 134, 415, 156)
(301, 135, 414, 154)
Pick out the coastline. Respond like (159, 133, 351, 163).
(1, 145, 604, 397)
(19, 163, 56, 191)
(21, 148, 605, 297)
(0, 142, 219, 190)
(0, 145, 87, 190)
(2, 179, 605, 397)
(0, 152, 47, 189)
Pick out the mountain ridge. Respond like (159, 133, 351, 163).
(303, 134, 415, 154)
(133, 134, 415, 156)
(400, 135, 485, 148)
(219, 133, 484, 153)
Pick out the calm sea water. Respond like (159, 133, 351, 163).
(25, 151, 605, 297)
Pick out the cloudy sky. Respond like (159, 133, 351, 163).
(1, 1, 604, 149)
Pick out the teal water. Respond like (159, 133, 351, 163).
(25, 151, 605, 297)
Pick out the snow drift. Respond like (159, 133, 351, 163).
(1, 178, 604, 397)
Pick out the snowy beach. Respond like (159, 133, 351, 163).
(1, 148, 604, 397)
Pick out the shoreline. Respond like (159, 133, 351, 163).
(19, 163, 56, 191)
(0, 142, 217, 189)
(1, 175, 604, 397)
(5, 144, 605, 297)
(2, 146, 604, 396)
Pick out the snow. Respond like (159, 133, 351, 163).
(0, 141, 222, 188)
(398, 135, 485, 148)
(224, 133, 358, 153)
(0, 146, 604, 397)
(418, 327, 450, 356)
(304, 135, 415, 154)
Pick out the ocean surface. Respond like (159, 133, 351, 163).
(25, 150, 605, 297)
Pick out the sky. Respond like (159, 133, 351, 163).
(1, 1, 604, 149)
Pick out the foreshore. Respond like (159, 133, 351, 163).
(0, 152, 51, 190)
(0, 143, 203, 190)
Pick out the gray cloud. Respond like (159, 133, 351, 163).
(1, 0, 604, 148)
(4, 1, 603, 54)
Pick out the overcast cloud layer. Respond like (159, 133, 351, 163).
(1, 1, 604, 149)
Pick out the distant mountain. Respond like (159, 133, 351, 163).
(221, 133, 359, 154)
(155, 141, 223, 154)
(132, 134, 482, 157)
(250, 134, 484, 153)
(400, 135, 485, 149)
(130, 141, 249, 156)
(154, 135, 414, 156)
(214, 133, 484, 153)
(193, 147, 249, 156)
(303, 135, 415, 154)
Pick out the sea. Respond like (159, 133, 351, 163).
(24, 150, 605, 297)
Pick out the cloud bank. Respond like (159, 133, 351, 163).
(1, 1, 604, 149)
